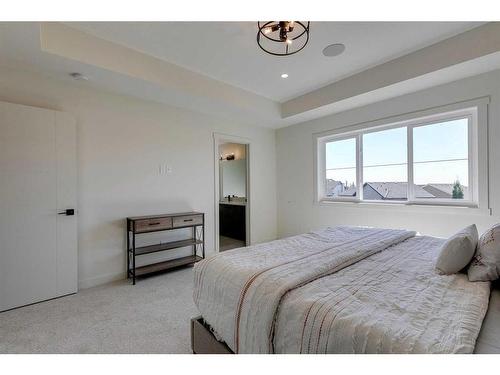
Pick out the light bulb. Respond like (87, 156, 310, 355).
(285, 38, 293, 45)
(263, 27, 271, 35)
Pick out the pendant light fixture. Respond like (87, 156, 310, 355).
(257, 21, 310, 56)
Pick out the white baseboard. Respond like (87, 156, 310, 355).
(78, 271, 126, 290)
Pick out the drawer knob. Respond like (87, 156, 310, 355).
(149, 222, 161, 226)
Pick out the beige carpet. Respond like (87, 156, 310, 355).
(0, 267, 198, 353)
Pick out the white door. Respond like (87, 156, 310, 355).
(0, 101, 77, 312)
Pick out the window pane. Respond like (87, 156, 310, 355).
(413, 118, 469, 200)
(325, 138, 357, 198)
(362, 127, 407, 201)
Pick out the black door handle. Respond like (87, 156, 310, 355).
(58, 209, 75, 216)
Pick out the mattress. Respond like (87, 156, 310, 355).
(193, 226, 490, 354)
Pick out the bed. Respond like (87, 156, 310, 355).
(192, 226, 494, 354)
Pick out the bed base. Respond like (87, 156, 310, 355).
(191, 316, 234, 354)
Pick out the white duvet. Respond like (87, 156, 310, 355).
(193, 226, 490, 354)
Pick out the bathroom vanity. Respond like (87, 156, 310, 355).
(219, 200, 246, 241)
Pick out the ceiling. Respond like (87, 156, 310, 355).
(69, 22, 482, 102)
(0, 22, 499, 129)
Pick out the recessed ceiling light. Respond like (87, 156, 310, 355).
(281, 73, 289, 79)
(69, 72, 89, 81)
(322, 43, 346, 57)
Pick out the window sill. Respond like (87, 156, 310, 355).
(316, 199, 491, 216)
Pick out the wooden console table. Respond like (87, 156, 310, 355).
(126, 212, 205, 284)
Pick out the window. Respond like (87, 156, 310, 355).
(316, 106, 479, 207)
(412, 118, 470, 201)
(363, 127, 408, 201)
(324, 137, 357, 198)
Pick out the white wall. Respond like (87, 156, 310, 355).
(0, 66, 277, 289)
(277, 69, 500, 239)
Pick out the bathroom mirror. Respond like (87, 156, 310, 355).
(220, 159, 246, 198)
(218, 142, 247, 201)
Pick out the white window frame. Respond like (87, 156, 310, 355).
(318, 134, 360, 202)
(314, 98, 489, 211)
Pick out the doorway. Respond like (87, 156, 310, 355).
(213, 134, 250, 253)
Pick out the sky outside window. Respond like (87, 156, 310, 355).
(413, 118, 468, 186)
(363, 126, 407, 183)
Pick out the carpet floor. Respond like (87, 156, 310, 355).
(0, 267, 198, 353)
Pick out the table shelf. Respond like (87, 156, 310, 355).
(133, 255, 203, 277)
(131, 238, 203, 256)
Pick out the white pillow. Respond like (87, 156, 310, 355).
(468, 224, 500, 281)
(435, 224, 478, 275)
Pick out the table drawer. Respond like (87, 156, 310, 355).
(133, 217, 172, 233)
(173, 214, 203, 228)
